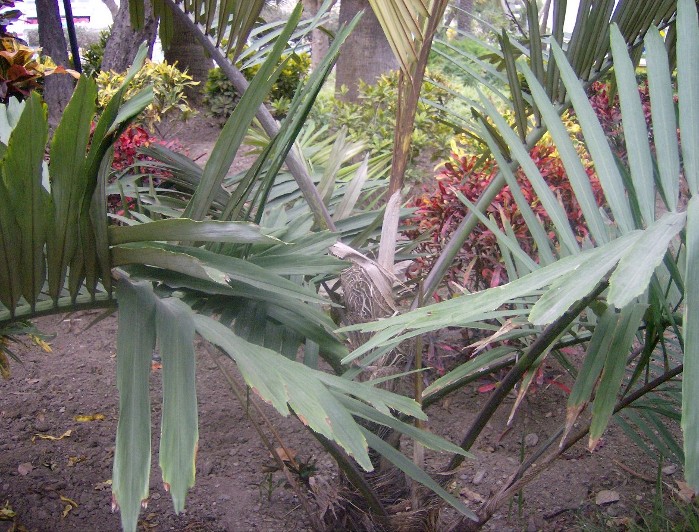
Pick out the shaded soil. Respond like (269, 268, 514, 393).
(0, 313, 684, 531)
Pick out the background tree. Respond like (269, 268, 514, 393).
(302, 0, 329, 70)
(102, 0, 157, 72)
(335, 0, 396, 101)
(100, 0, 118, 19)
(162, 14, 212, 103)
(456, 0, 474, 32)
(36, 0, 74, 126)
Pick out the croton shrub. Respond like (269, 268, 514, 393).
(405, 142, 605, 292)
(405, 80, 656, 293)
(107, 125, 183, 216)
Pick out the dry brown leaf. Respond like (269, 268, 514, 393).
(0, 501, 16, 520)
(460, 486, 485, 503)
(33, 429, 72, 442)
(61, 505, 72, 518)
(676, 480, 697, 503)
(273, 447, 297, 463)
(595, 489, 620, 505)
(94, 479, 112, 491)
(59, 495, 77, 508)
(67, 456, 86, 467)
(73, 414, 105, 422)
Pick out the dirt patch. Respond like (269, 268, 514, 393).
(0, 313, 683, 531)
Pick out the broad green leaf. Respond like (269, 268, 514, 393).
(111, 244, 230, 286)
(333, 154, 370, 222)
(112, 279, 156, 532)
(645, 26, 679, 212)
(529, 231, 642, 325)
(108, 87, 155, 136)
(677, 0, 699, 195)
(193, 315, 373, 470)
(185, 4, 302, 220)
(156, 297, 198, 514)
(477, 122, 557, 265)
(564, 306, 618, 442)
(607, 211, 686, 308)
(479, 91, 580, 255)
(589, 303, 646, 449)
(551, 40, 635, 234)
(47, 76, 97, 301)
(109, 219, 280, 246)
(337, 394, 470, 457)
(112, 243, 328, 305)
(518, 61, 609, 245)
(0, 176, 21, 311)
(1, 93, 48, 309)
(341, 238, 644, 363)
(610, 24, 655, 225)
(683, 195, 699, 493)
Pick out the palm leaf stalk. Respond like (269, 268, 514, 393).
(368, 0, 450, 272)
(158, 0, 337, 230)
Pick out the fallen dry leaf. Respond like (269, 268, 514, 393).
(74, 414, 105, 422)
(595, 489, 620, 505)
(17, 462, 33, 476)
(676, 480, 697, 503)
(273, 447, 297, 463)
(60, 495, 77, 507)
(94, 479, 112, 491)
(67, 456, 86, 467)
(0, 501, 16, 520)
(33, 429, 72, 442)
(460, 486, 485, 503)
(60, 495, 77, 518)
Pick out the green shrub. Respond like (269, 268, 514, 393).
(311, 70, 456, 181)
(96, 60, 198, 130)
(428, 35, 493, 87)
(203, 51, 311, 122)
(81, 28, 110, 78)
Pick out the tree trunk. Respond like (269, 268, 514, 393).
(456, 0, 474, 33)
(36, 0, 74, 128)
(302, 0, 329, 71)
(163, 13, 212, 103)
(101, 0, 158, 73)
(100, 0, 118, 19)
(335, 0, 397, 102)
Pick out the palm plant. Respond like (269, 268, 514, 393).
(0, 4, 484, 531)
(344, 0, 698, 528)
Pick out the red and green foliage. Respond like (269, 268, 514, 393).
(405, 79, 658, 293)
(586, 80, 653, 160)
(107, 125, 183, 215)
(405, 142, 605, 292)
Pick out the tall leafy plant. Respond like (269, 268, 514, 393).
(344, 1, 698, 528)
(1, 6, 482, 531)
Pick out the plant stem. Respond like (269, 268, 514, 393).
(161, 0, 336, 232)
(204, 342, 325, 531)
(456, 363, 684, 530)
(444, 281, 608, 472)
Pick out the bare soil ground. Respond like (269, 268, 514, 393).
(0, 115, 688, 531)
(0, 313, 683, 532)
